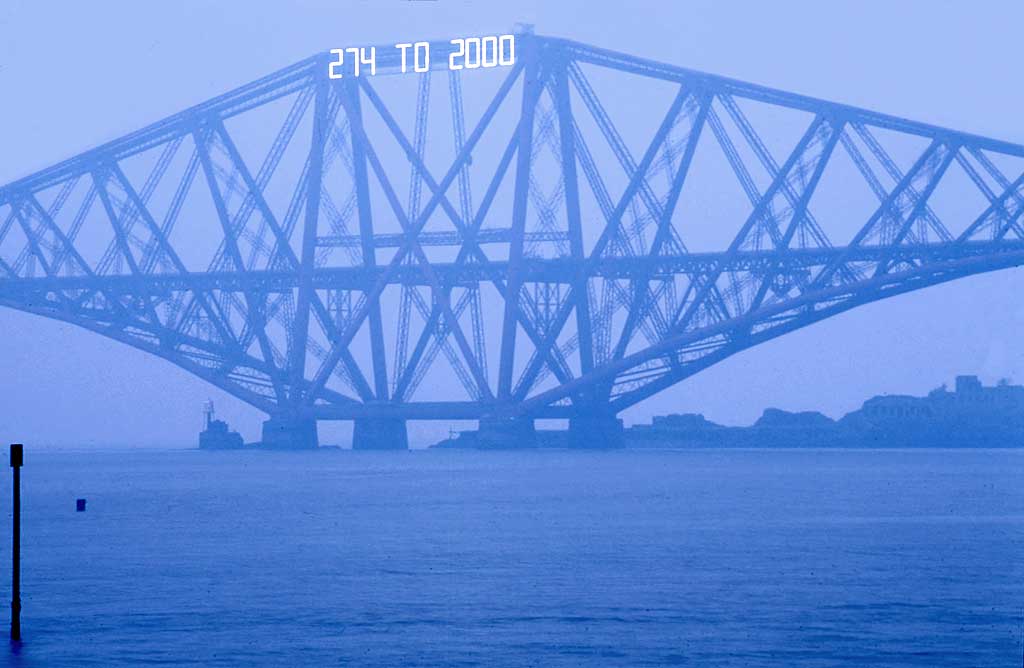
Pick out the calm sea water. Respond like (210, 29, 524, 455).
(1, 448, 1022, 667)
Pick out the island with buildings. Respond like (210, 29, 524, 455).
(431, 375, 1024, 449)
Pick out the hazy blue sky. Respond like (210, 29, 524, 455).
(1, 1, 1023, 447)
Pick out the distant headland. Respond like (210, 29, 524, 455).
(431, 375, 1024, 449)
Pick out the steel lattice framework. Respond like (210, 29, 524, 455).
(2, 32, 1024, 435)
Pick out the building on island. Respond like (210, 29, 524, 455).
(432, 375, 1024, 449)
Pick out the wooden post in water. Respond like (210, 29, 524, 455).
(9, 444, 21, 643)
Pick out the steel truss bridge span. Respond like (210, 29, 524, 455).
(2, 32, 1023, 448)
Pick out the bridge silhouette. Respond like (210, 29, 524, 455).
(2, 30, 1023, 449)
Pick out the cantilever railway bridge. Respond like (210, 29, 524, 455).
(2, 31, 1023, 448)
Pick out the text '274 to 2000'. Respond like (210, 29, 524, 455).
(328, 35, 516, 78)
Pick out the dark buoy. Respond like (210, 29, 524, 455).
(76, 499, 86, 512)
(10, 444, 22, 643)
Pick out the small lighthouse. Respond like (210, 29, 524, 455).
(198, 400, 245, 450)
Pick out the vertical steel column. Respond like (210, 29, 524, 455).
(343, 79, 390, 400)
(553, 52, 595, 380)
(290, 73, 329, 405)
(498, 35, 542, 400)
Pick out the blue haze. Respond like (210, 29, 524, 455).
(0, 1, 1022, 446)
(0, 5, 1021, 665)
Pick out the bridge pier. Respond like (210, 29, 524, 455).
(261, 417, 319, 449)
(352, 418, 409, 450)
(568, 412, 625, 449)
(477, 417, 536, 449)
